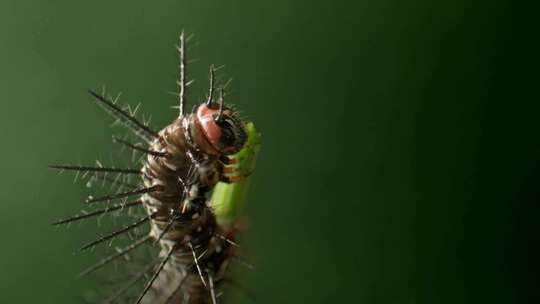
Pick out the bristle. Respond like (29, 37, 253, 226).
(84, 185, 161, 204)
(178, 30, 186, 117)
(188, 242, 207, 287)
(135, 245, 176, 304)
(206, 65, 215, 106)
(154, 217, 176, 244)
(215, 233, 239, 247)
(112, 136, 167, 157)
(79, 235, 151, 277)
(49, 165, 141, 175)
(80, 214, 153, 251)
(208, 273, 218, 304)
(88, 90, 157, 142)
(52, 200, 143, 226)
(186, 79, 195, 87)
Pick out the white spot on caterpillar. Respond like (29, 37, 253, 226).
(189, 185, 198, 198)
(152, 179, 166, 186)
(192, 213, 200, 219)
(144, 194, 165, 206)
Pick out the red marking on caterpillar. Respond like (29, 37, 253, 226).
(51, 32, 254, 304)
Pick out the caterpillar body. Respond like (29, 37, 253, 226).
(51, 32, 260, 304)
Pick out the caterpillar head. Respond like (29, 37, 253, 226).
(195, 97, 247, 155)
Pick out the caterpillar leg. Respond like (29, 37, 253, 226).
(219, 141, 258, 183)
(220, 175, 247, 184)
(220, 163, 253, 184)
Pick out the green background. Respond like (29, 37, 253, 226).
(1, 0, 538, 303)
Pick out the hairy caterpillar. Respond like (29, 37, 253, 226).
(51, 32, 260, 304)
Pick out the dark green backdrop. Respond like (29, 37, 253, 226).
(1, 1, 538, 303)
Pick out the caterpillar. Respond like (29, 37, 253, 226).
(51, 32, 260, 304)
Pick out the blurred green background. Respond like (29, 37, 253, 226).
(1, 0, 538, 303)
